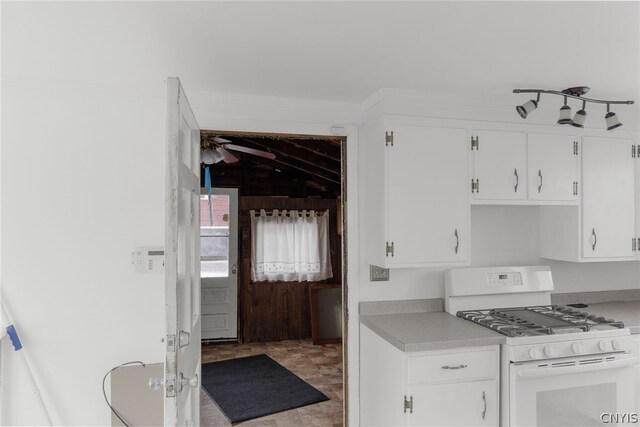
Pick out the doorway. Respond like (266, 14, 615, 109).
(198, 130, 347, 426)
(200, 187, 239, 341)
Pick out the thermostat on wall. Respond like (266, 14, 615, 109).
(131, 248, 165, 273)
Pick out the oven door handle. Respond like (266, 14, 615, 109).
(516, 357, 637, 379)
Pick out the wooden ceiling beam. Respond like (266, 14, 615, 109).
(236, 138, 340, 177)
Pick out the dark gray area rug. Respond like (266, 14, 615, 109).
(202, 354, 329, 424)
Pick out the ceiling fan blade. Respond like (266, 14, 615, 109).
(212, 136, 232, 144)
(216, 147, 239, 164)
(224, 144, 276, 160)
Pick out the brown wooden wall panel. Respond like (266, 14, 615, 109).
(238, 196, 342, 343)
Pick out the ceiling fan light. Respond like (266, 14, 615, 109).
(557, 105, 573, 125)
(605, 111, 622, 131)
(201, 148, 222, 165)
(516, 99, 538, 119)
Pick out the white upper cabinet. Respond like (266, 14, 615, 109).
(527, 133, 579, 202)
(361, 122, 470, 268)
(582, 137, 636, 259)
(471, 130, 527, 201)
(540, 136, 637, 262)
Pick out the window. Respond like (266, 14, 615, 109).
(200, 194, 230, 278)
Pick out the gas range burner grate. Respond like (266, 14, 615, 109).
(457, 305, 625, 337)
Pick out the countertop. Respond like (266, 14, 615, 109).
(359, 297, 640, 353)
(576, 301, 640, 335)
(360, 311, 506, 352)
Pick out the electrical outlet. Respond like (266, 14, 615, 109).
(370, 265, 390, 282)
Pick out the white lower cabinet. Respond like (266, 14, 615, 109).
(407, 380, 497, 427)
(360, 324, 499, 427)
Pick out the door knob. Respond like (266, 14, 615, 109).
(179, 372, 198, 391)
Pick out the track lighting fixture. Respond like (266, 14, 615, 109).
(557, 96, 572, 125)
(513, 87, 634, 131)
(571, 101, 587, 129)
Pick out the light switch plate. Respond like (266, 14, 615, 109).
(370, 265, 390, 282)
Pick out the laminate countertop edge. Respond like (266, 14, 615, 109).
(360, 311, 506, 353)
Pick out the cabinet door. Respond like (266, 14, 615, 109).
(406, 380, 497, 427)
(636, 149, 640, 260)
(472, 130, 527, 200)
(582, 137, 636, 259)
(527, 133, 579, 202)
(387, 126, 469, 265)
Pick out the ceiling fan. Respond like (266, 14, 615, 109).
(201, 136, 276, 165)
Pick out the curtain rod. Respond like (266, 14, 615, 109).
(250, 209, 328, 217)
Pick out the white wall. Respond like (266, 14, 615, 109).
(1, 83, 167, 425)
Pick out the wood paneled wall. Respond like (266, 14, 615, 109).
(238, 196, 341, 343)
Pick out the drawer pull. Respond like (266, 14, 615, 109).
(441, 364, 467, 370)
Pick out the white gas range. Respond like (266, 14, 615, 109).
(445, 266, 639, 427)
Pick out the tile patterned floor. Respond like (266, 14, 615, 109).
(200, 340, 343, 427)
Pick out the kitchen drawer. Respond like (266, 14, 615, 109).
(407, 349, 498, 385)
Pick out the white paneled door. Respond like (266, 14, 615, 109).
(165, 77, 201, 426)
(200, 187, 238, 340)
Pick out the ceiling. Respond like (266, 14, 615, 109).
(3, 2, 639, 105)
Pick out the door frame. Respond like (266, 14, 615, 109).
(201, 128, 354, 426)
(199, 186, 239, 341)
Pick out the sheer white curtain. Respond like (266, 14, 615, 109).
(251, 209, 333, 282)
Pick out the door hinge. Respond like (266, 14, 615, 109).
(573, 141, 579, 156)
(572, 181, 579, 196)
(633, 144, 637, 158)
(471, 136, 479, 151)
(633, 238, 637, 252)
(637, 238, 640, 252)
(385, 241, 394, 257)
(385, 131, 394, 147)
(404, 395, 413, 414)
(471, 178, 480, 194)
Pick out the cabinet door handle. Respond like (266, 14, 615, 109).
(514, 169, 519, 193)
(537, 170, 543, 194)
(454, 229, 460, 254)
(591, 228, 597, 251)
(482, 391, 487, 420)
(441, 364, 467, 370)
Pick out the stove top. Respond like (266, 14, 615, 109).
(457, 305, 625, 338)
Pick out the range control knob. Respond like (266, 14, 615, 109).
(528, 348, 538, 359)
(571, 342, 584, 354)
(598, 340, 613, 352)
(544, 345, 557, 358)
(612, 339, 626, 352)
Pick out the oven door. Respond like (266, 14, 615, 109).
(511, 353, 639, 427)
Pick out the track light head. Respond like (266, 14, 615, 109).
(516, 93, 540, 119)
(605, 104, 623, 131)
(557, 97, 573, 125)
(571, 101, 587, 128)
